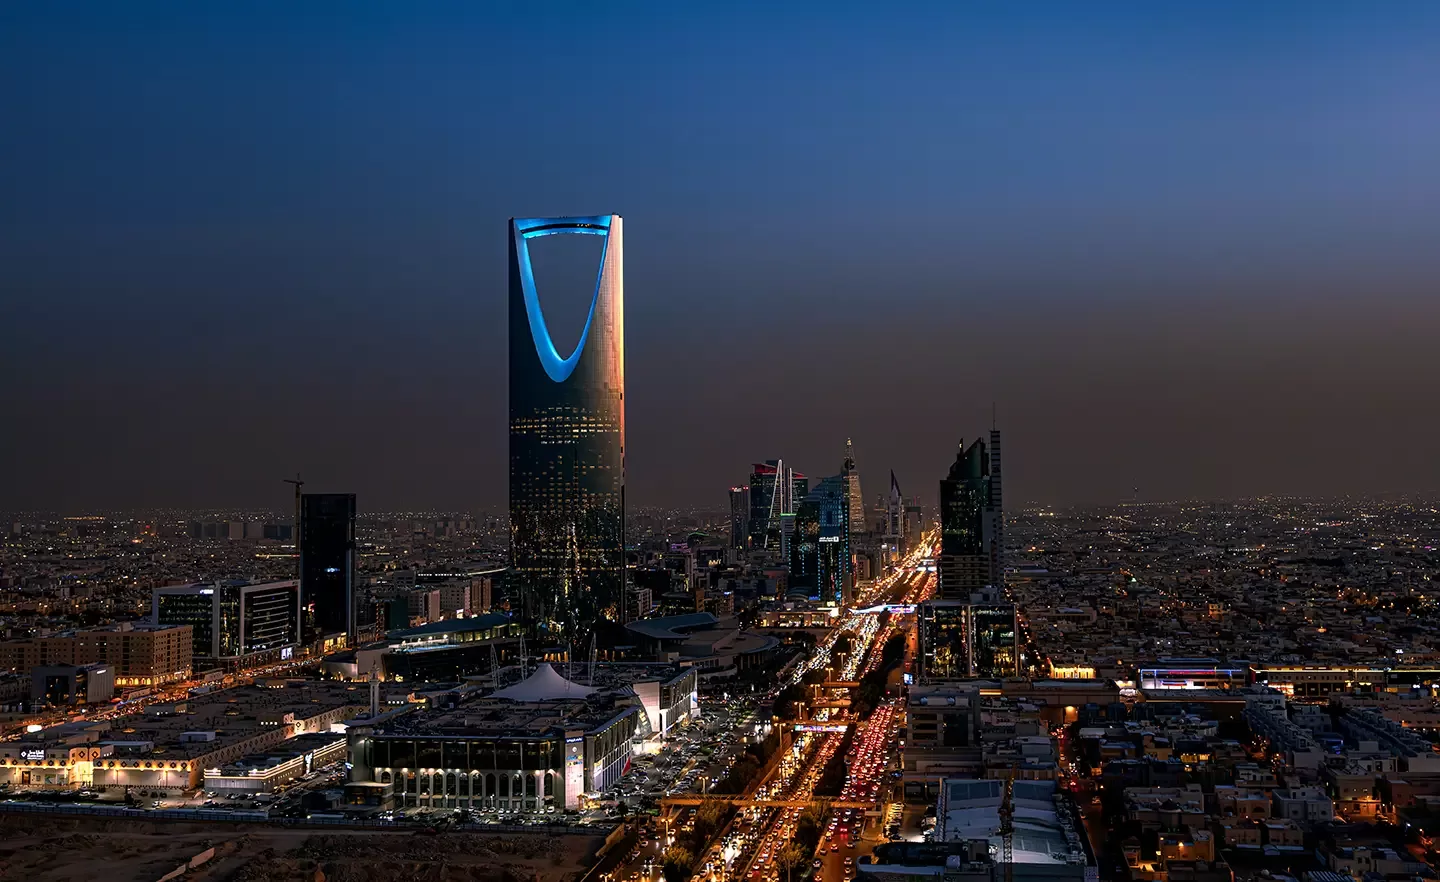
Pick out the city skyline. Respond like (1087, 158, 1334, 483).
(5, 2, 1440, 512)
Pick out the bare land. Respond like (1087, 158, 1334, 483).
(0, 815, 605, 882)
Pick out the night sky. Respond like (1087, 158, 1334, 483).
(4, 2, 1440, 513)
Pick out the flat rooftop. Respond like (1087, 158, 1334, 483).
(100, 682, 378, 759)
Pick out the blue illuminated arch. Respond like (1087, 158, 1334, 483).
(513, 216, 614, 383)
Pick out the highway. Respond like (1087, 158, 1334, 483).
(595, 532, 939, 882)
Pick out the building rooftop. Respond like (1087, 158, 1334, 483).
(624, 612, 719, 641)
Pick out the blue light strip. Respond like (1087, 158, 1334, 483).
(513, 216, 613, 383)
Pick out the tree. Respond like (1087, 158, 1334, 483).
(662, 846, 696, 882)
(776, 843, 809, 882)
(695, 801, 732, 842)
(833, 633, 853, 657)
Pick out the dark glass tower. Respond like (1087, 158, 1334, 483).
(509, 216, 625, 638)
(300, 493, 356, 643)
(938, 439, 993, 600)
(791, 471, 852, 605)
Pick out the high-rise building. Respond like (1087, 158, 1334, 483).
(748, 460, 804, 551)
(792, 471, 854, 606)
(843, 439, 865, 538)
(153, 580, 301, 663)
(508, 216, 625, 636)
(301, 493, 356, 644)
(987, 428, 1004, 590)
(937, 438, 1002, 600)
(886, 471, 905, 555)
(904, 498, 924, 551)
(729, 486, 751, 548)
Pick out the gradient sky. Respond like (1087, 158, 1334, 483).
(3, 2, 1440, 513)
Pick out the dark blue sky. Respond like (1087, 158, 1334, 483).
(3, 2, 1439, 512)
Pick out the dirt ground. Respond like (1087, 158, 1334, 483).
(0, 815, 606, 882)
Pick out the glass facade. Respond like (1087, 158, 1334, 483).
(242, 583, 300, 654)
(791, 473, 852, 605)
(969, 603, 1018, 678)
(509, 216, 625, 638)
(156, 591, 216, 659)
(301, 493, 356, 643)
(919, 601, 969, 681)
(155, 581, 299, 661)
(938, 439, 993, 600)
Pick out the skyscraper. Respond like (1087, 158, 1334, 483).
(728, 486, 751, 548)
(748, 460, 803, 552)
(937, 438, 1000, 600)
(300, 493, 356, 644)
(843, 439, 865, 538)
(508, 216, 625, 637)
(886, 471, 904, 546)
(987, 428, 1004, 590)
(791, 471, 853, 606)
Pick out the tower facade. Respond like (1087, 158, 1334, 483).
(747, 460, 804, 552)
(300, 493, 356, 644)
(508, 216, 626, 637)
(843, 439, 865, 538)
(728, 485, 751, 548)
(937, 439, 998, 600)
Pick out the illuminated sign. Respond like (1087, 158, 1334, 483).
(818, 536, 840, 543)
(280, 647, 293, 661)
(793, 723, 850, 733)
(21, 749, 46, 761)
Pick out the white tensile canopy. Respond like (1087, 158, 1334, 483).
(491, 662, 597, 701)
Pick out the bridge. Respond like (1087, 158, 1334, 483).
(820, 681, 859, 689)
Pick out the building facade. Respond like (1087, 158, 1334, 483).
(301, 493, 357, 644)
(938, 437, 1002, 600)
(153, 580, 301, 667)
(508, 215, 625, 636)
(729, 485, 751, 548)
(347, 704, 640, 811)
(0, 624, 192, 688)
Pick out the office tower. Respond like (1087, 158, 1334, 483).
(843, 438, 865, 538)
(904, 498, 924, 550)
(153, 580, 301, 662)
(300, 493, 357, 644)
(988, 428, 1004, 588)
(937, 438, 1003, 600)
(792, 471, 853, 606)
(508, 215, 625, 636)
(791, 471, 809, 512)
(886, 471, 905, 553)
(748, 460, 801, 551)
(729, 485, 751, 548)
